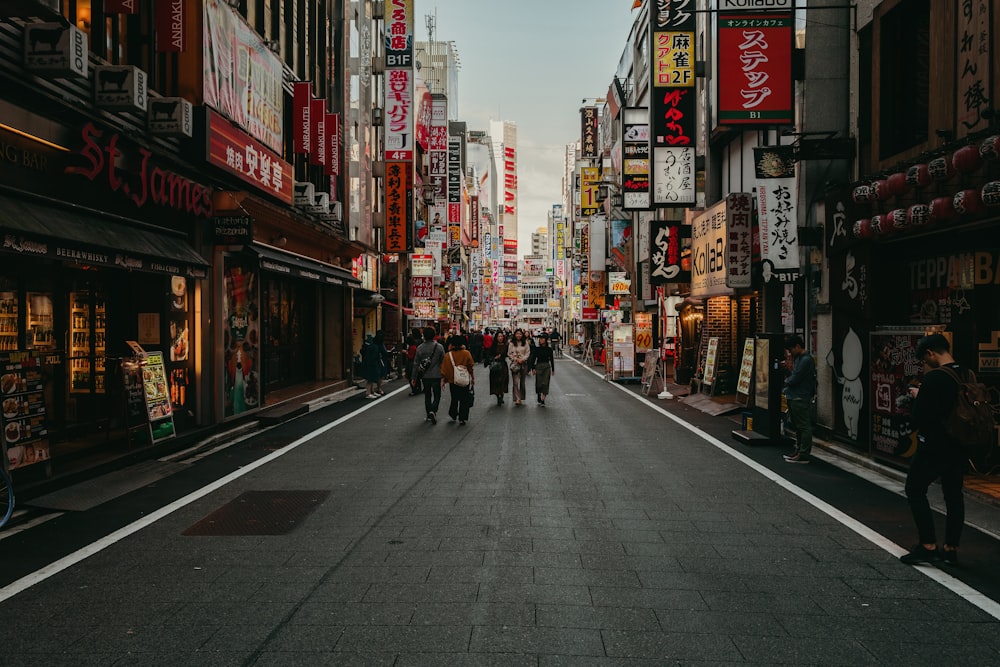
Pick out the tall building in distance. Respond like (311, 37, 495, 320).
(492, 120, 519, 326)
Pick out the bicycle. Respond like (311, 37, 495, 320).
(0, 465, 13, 529)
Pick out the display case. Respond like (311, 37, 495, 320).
(69, 291, 106, 394)
(26, 292, 55, 351)
(0, 292, 17, 352)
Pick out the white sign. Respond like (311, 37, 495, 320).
(691, 200, 734, 298)
(652, 147, 696, 206)
(148, 97, 194, 137)
(94, 65, 147, 111)
(23, 23, 88, 79)
(725, 192, 753, 288)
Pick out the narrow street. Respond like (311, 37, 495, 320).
(1, 359, 999, 665)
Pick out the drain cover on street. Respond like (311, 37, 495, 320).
(183, 490, 330, 536)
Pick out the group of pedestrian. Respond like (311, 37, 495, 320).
(409, 327, 476, 425)
(485, 327, 554, 407)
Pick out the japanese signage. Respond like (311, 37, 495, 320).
(410, 254, 434, 277)
(384, 0, 414, 162)
(1, 350, 51, 470)
(155, 0, 187, 52)
(448, 136, 461, 248)
(650, 0, 696, 207)
(148, 97, 194, 138)
(203, 0, 283, 153)
(293, 82, 311, 155)
(384, 162, 412, 253)
(956, 0, 992, 136)
(94, 65, 148, 112)
(725, 192, 753, 288)
(581, 167, 600, 217)
(691, 199, 733, 297)
(140, 351, 176, 444)
(870, 332, 926, 466)
(736, 337, 755, 401)
(649, 220, 690, 284)
(429, 96, 448, 203)
(717, 14, 794, 125)
(622, 108, 650, 210)
(23, 23, 89, 79)
(581, 106, 599, 159)
(609, 272, 631, 295)
(411, 275, 434, 299)
(470, 195, 479, 248)
(206, 109, 292, 204)
(754, 145, 799, 283)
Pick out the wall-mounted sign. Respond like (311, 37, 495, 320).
(94, 65, 148, 111)
(148, 97, 193, 137)
(717, 13, 794, 125)
(213, 215, 253, 245)
(23, 23, 88, 79)
(155, 0, 187, 52)
(206, 109, 293, 205)
(581, 106, 599, 159)
(622, 107, 650, 210)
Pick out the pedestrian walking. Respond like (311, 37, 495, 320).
(507, 328, 532, 406)
(900, 333, 969, 565)
(529, 331, 555, 406)
(487, 331, 510, 405)
(360, 334, 386, 399)
(470, 329, 485, 363)
(549, 328, 561, 356)
(782, 334, 817, 464)
(373, 330, 391, 395)
(441, 335, 475, 425)
(405, 328, 422, 395)
(414, 327, 445, 423)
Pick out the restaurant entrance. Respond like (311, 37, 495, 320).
(263, 277, 317, 391)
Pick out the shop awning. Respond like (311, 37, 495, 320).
(0, 194, 209, 278)
(251, 242, 361, 287)
(382, 300, 414, 316)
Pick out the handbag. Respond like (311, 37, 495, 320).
(449, 352, 471, 387)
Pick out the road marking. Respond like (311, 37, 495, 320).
(0, 385, 407, 604)
(566, 355, 1000, 620)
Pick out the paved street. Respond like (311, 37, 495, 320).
(2, 358, 1000, 665)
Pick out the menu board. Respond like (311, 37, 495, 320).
(754, 337, 771, 410)
(1, 350, 50, 470)
(736, 337, 755, 404)
(141, 351, 176, 444)
(703, 337, 719, 387)
(869, 331, 926, 467)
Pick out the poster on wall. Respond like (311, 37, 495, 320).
(868, 331, 930, 468)
(223, 256, 260, 417)
(1, 350, 50, 470)
(736, 337, 755, 405)
(141, 351, 176, 444)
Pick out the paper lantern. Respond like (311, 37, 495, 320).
(907, 203, 931, 227)
(953, 189, 984, 216)
(929, 196, 958, 222)
(852, 219, 873, 239)
(927, 155, 954, 181)
(887, 172, 910, 197)
(851, 185, 871, 203)
(870, 214, 891, 236)
(905, 164, 931, 188)
(887, 208, 909, 232)
(952, 144, 983, 173)
(982, 181, 1000, 207)
(870, 179, 891, 200)
(980, 135, 1000, 161)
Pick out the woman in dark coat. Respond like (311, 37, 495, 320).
(487, 331, 510, 405)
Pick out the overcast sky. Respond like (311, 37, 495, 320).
(425, 1, 638, 251)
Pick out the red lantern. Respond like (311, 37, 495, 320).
(952, 145, 982, 173)
(871, 214, 891, 236)
(871, 179, 891, 200)
(953, 189, 984, 216)
(887, 172, 910, 197)
(905, 164, 931, 188)
(887, 208, 909, 232)
(907, 204, 931, 227)
(929, 196, 957, 222)
(928, 155, 954, 181)
(852, 219, 873, 239)
(982, 181, 1000, 207)
(851, 185, 871, 203)
(980, 135, 1000, 161)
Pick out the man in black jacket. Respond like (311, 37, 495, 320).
(900, 333, 966, 566)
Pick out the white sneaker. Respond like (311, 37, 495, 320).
(365, 394, 378, 399)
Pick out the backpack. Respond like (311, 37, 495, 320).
(933, 366, 995, 456)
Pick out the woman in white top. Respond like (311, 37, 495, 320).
(506, 328, 532, 406)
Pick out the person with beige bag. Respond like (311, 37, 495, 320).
(441, 335, 476, 425)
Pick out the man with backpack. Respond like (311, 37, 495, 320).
(900, 333, 971, 566)
(413, 327, 445, 424)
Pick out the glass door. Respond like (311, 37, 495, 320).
(69, 290, 107, 395)
(0, 284, 18, 352)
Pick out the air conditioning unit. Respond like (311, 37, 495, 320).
(371, 107, 384, 126)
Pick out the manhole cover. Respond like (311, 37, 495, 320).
(183, 490, 329, 536)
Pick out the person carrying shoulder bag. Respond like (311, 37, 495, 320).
(414, 327, 444, 424)
(441, 334, 475, 425)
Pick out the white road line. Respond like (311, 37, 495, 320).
(0, 386, 407, 604)
(567, 355, 1000, 620)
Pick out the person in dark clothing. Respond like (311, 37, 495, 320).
(529, 332, 556, 406)
(782, 334, 817, 464)
(487, 331, 510, 405)
(900, 333, 967, 566)
(405, 328, 422, 395)
(413, 327, 445, 423)
(470, 330, 485, 363)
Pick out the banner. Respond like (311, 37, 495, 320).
(384, 162, 412, 253)
(155, 0, 186, 52)
(325, 113, 340, 176)
(649, 221, 690, 284)
(717, 13, 794, 125)
(310, 99, 326, 167)
(293, 82, 311, 155)
(754, 146, 799, 283)
(581, 106, 599, 159)
(725, 192, 753, 288)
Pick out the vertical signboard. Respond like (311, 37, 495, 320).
(649, 220, 691, 284)
(622, 107, 650, 210)
(293, 82, 311, 155)
(383, 0, 414, 161)
(385, 162, 412, 252)
(310, 98, 326, 167)
(754, 145, 799, 283)
(447, 135, 462, 251)
(690, 199, 733, 297)
(956, 0, 992, 136)
(580, 106, 599, 159)
(650, 0, 696, 207)
(326, 113, 340, 177)
(717, 13, 794, 125)
(725, 192, 753, 288)
(1, 350, 51, 469)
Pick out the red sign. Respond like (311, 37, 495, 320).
(384, 161, 411, 253)
(325, 113, 340, 177)
(310, 99, 326, 167)
(206, 109, 293, 204)
(582, 308, 599, 321)
(293, 83, 311, 154)
(410, 276, 434, 299)
(717, 14, 794, 125)
(105, 0, 138, 14)
(154, 0, 185, 52)
(470, 195, 479, 248)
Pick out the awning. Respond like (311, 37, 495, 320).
(251, 242, 361, 287)
(382, 300, 414, 316)
(0, 194, 209, 278)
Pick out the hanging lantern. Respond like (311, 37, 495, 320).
(852, 185, 872, 203)
(905, 164, 931, 188)
(870, 179, 891, 200)
(982, 181, 1000, 207)
(887, 172, 910, 197)
(907, 203, 931, 227)
(979, 135, 1000, 161)
(953, 189, 984, 216)
(887, 208, 909, 232)
(927, 155, 954, 181)
(929, 196, 958, 222)
(852, 219, 873, 239)
(952, 144, 983, 173)
(870, 214, 890, 236)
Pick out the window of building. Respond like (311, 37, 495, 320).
(878, 0, 930, 158)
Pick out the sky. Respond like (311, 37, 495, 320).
(425, 1, 638, 251)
